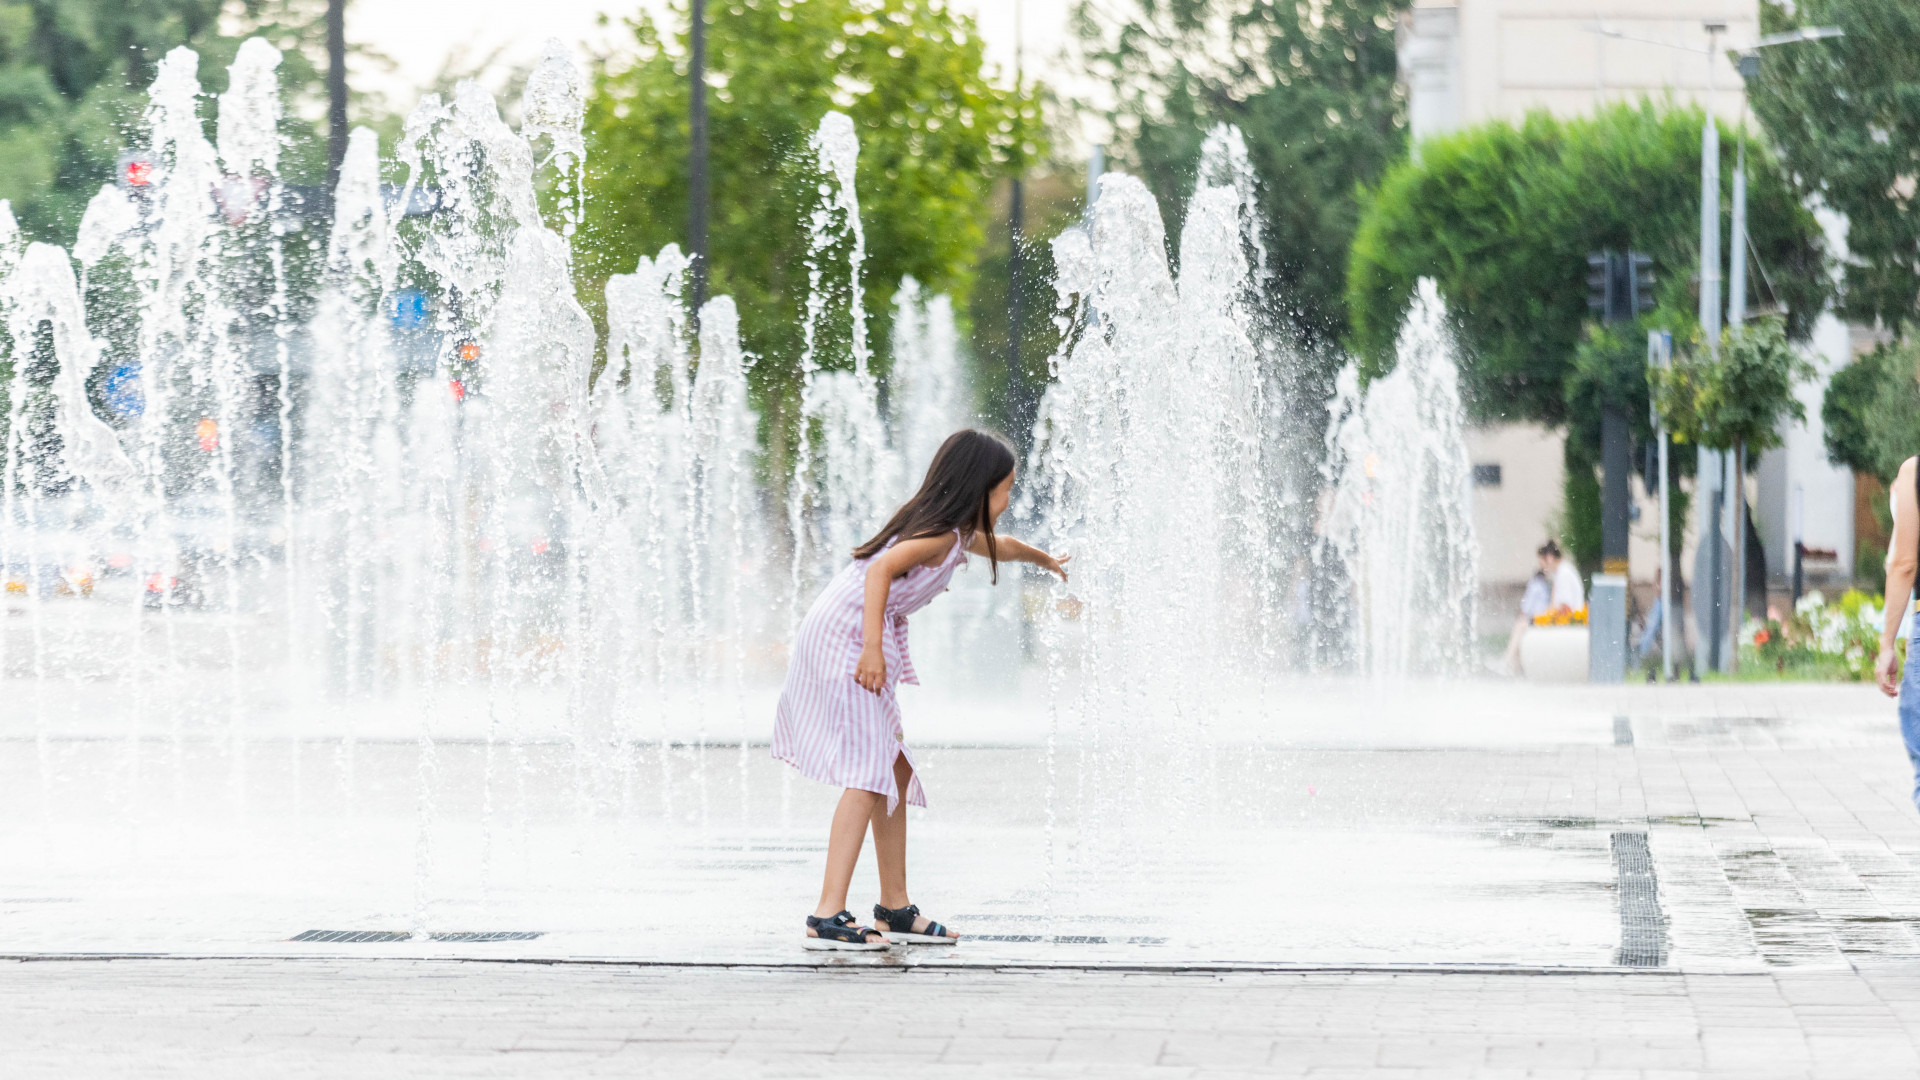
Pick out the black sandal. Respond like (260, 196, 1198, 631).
(873, 903, 957, 944)
(804, 910, 888, 951)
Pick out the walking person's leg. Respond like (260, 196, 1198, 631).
(1903, 649, 1920, 815)
(869, 753, 958, 941)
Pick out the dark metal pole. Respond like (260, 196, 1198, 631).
(1591, 250, 1634, 682)
(1792, 541, 1805, 606)
(1008, 175, 1023, 426)
(1006, 0, 1025, 433)
(1600, 410, 1630, 573)
(688, 0, 710, 321)
(1708, 488, 1725, 671)
(326, 0, 347, 193)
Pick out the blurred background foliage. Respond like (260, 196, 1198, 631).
(0, 1, 386, 245)
(1749, 0, 1920, 334)
(1823, 338, 1920, 483)
(1348, 103, 1827, 426)
(1345, 103, 1830, 579)
(3, 0, 1920, 542)
(578, 0, 1039, 460)
(1076, 0, 1407, 352)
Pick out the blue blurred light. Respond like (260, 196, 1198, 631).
(391, 289, 429, 329)
(104, 363, 144, 418)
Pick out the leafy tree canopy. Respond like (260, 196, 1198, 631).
(579, 0, 1035, 423)
(1347, 102, 1828, 426)
(0, 1, 353, 245)
(1651, 316, 1812, 454)
(1748, 0, 1920, 331)
(1822, 338, 1920, 481)
(1076, 0, 1408, 346)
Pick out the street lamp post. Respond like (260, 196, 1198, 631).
(1007, 0, 1026, 438)
(1650, 330, 1674, 681)
(1701, 21, 1731, 673)
(326, 0, 347, 195)
(689, 0, 710, 321)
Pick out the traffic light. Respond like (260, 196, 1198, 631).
(1587, 252, 1611, 318)
(1629, 252, 1655, 317)
(1587, 250, 1656, 324)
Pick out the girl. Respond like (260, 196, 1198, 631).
(773, 429, 1069, 950)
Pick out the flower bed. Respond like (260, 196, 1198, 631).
(1531, 607, 1587, 626)
(1740, 590, 1887, 680)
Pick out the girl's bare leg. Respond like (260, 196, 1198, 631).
(813, 787, 882, 919)
(868, 754, 955, 938)
(869, 753, 915, 910)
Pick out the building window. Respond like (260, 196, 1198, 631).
(1472, 463, 1502, 488)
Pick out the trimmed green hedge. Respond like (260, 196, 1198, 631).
(1346, 102, 1828, 427)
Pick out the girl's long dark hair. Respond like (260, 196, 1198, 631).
(854, 429, 1016, 582)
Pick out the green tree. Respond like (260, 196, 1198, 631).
(1748, 0, 1920, 331)
(1651, 317, 1813, 453)
(1551, 320, 1694, 577)
(0, 1, 351, 245)
(967, 169, 1081, 430)
(1077, 0, 1408, 346)
(580, 0, 1034, 444)
(1347, 103, 1827, 426)
(0, 0, 220, 240)
(1823, 339, 1920, 482)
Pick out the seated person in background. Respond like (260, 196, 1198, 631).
(1501, 541, 1565, 675)
(1545, 539, 1585, 613)
(1635, 567, 1667, 665)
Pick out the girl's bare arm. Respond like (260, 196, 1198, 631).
(964, 533, 1070, 580)
(854, 535, 953, 693)
(1878, 457, 1919, 697)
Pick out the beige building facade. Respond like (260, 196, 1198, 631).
(1398, 0, 1857, 603)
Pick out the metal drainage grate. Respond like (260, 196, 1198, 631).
(1613, 716, 1634, 745)
(289, 930, 545, 943)
(290, 930, 412, 943)
(1611, 832, 1667, 967)
(968, 934, 1166, 945)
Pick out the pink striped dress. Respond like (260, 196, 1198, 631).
(772, 530, 970, 812)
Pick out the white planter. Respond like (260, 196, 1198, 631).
(1521, 625, 1589, 683)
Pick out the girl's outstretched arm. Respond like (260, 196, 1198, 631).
(855, 534, 955, 694)
(966, 533, 1071, 581)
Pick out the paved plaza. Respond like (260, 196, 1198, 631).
(10, 959, 1920, 1078)
(10, 679, 1920, 1075)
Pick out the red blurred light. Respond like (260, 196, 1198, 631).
(196, 417, 219, 452)
(530, 538, 549, 555)
(125, 160, 154, 186)
(107, 553, 132, 569)
(448, 378, 466, 402)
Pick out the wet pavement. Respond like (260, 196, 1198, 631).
(8, 679, 1920, 1074)
(1, 680, 1913, 969)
